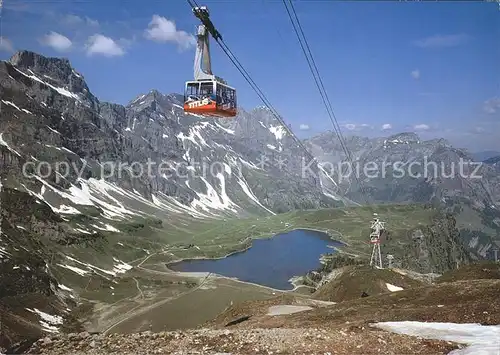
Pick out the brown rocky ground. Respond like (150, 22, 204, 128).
(26, 327, 458, 354)
(207, 279, 500, 331)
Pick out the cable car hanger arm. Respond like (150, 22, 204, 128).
(187, 0, 222, 40)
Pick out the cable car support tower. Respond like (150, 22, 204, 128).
(192, 6, 224, 84)
(370, 217, 385, 269)
(184, 4, 237, 117)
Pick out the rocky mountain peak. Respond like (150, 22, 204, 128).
(10, 50, 70, 71)
(127, 89, 184, 115)
(9, 50, 88, 92)
(425, 138, 452, 148)
(384, 132, 420, 145)
(7, 50, 95, 108)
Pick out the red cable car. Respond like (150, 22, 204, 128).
(184, 6, 237, 118)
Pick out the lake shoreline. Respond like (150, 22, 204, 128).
(165, 228, 345, 291)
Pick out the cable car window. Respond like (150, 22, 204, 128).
(200, 82, 214, 99)
(216, 83, 222, 105)
(216, 84, 231, 108)
(224, 86, 235, 108)
(185, 82, 200, 101)
(221, 86, 229, 106)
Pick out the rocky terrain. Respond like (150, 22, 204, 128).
(1, 50, 500, 353)
(25, 327, 458, 354)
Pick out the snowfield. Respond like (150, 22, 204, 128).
(373, 321, 500, 355)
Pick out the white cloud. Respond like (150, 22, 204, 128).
(0, 37, 14, 52)
(144, 15, 196, 50)
(411, 69, 420, 80)
(341, 123, 372, 131)
(483, 97, 500, 114)
(413, 34, 471, 48)
(85, 17, 100, 27)
(62, 14, 99, 27)
(382, 123, 392, 130)
(40, 32, 72, 52)
(85, 34, 125, 57)
(299, 124, 310, 131)
(414, 124, 430, 131)
(62, 14, 84, 25)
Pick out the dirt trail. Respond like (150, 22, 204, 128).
(101, 273, 212, 335)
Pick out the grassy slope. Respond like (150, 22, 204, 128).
(52, 202, 435, 296)
(139, 203, 435, 264)
(312, 265, 425, 302)
(435, 261, 500, 283)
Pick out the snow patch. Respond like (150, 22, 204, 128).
(2, 100, 22, 111)
(188, 175, 238, 215)
(56, 205, 81, 215)
(0, 133, 22, 157)
(25, 308, 63, 333)
(74, 228, 95, 235)
(14, 68, 82, 101)
(372, 321, 500, 355)
(112, 258, 133, 274)
(385, 283, 404, 292)
(66, 256, 111, 276)
(70, 178, 145, 219)
(58, 284, 73, 292)
(177, 124, 209, 147)
(214, 122, 235, 135)
(239, 157, 261, 170)
(57, 263, 88, 276)
(72, 69, 82, 78)
(2, 100, 32, 114)
(269, 125, 286, 140)
(0, 246, 10, 259)
(46, 126, 61, 135)
(91, 223, 121, 233)
(237, 177, 275, 215)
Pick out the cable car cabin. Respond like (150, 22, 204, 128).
(184, 80, 237, 117)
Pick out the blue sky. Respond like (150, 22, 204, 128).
(1, 0, 499, 151)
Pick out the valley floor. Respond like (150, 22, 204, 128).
(91, 271, 286, 335)
(67, 204, 451, 339)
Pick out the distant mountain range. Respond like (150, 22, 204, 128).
(305, 130, 500, 258)
(472, 151, 500, 162)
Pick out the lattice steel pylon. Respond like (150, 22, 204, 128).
(370, 217, 385, 268)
